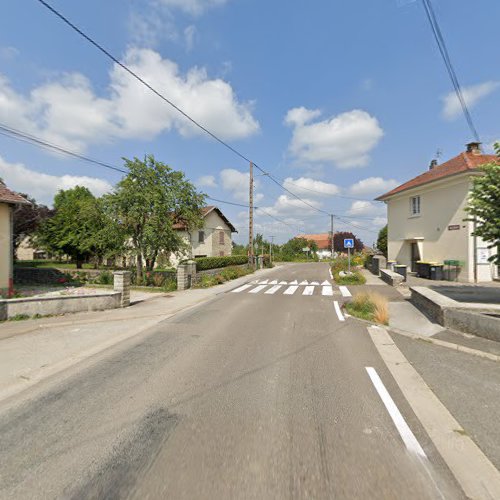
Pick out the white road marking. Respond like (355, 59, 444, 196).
(333, 301, 345, 321)
(303, 286, 315, 296)
(339, 286, 352, 297)
(365, 367, 427, 458)
(289, 280, 298, 285)
(257, 279, 269, 285)
(329, 268, 333, 279)
(321, 280, 331, 285)
(299, 280, 309, 285)
(284, 285, 299, 295)
(310, 281, 320, 285)
(249, 285, 268, 294)
(279, 281, 288, 285)
(269, 280, 278, 285)
(265, 285, 282, 294)
(232, 284, 253, 293)
(322, 286, 334, 296)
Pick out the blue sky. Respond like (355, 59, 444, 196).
(0, 0, 499, 245)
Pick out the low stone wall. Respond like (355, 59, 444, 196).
(409, 286, 453, 324)
(380, 269, 404, 287)
(444, 308, 500, 342)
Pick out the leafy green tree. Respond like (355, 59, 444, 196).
(107, 155, 205, 280)
(376, 225, 388, 257)
(333, 231, 364, 253)
(465, 143, 500, 265)
(279, 237, 318, 259)
(36, 186, 107, 268)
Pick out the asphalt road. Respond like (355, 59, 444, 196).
(0, 263, 465, 499)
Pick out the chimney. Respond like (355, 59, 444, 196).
(429, 159, 438, 170)
(466, 142, 482, 155)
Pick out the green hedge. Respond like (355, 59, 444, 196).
(194, 255, 248, 271)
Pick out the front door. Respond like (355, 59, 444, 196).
(410, 242, 420, 272)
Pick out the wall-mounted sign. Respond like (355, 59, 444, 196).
(448, 224, 460, 231)
(477, 248, 490, 265)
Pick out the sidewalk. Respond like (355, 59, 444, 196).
(0, 266, 279, 402)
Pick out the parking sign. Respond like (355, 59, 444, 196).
(344, 238, 354, 249)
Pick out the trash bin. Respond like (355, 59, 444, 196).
(429, 264, 444, 281)
(387, 260, 396, 271)
(416, 262, 431, 279)
(444, 260, 460, 281)
(393, 264, 407, 282)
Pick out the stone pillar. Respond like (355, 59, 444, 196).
(177, 261, 196, 290)
(113, 271, 131, 307)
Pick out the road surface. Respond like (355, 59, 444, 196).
(0, 263, 465, 499)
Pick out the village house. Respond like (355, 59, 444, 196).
(376, 142, 499, 283)
(0, 182, 30, 295)
(298, 233, 333, 259)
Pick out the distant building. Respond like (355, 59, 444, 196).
(0, 182, 30, 294)
(298, 233, 332, 259)
(376, 142, 499, 283)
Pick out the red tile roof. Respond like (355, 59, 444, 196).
(376, 151, 498, 201)
(297, 233, 331, 250)
(0, 183, 30, 205)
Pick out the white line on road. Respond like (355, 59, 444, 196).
(249, 285, 268, 294)
(310, 281, 320, 286)
(268, 280, 278, 285)
(303, 286, 315, 296)
(257, 279, 269, 285)
(289, 280, 298, 285)
(321, 280, 331, 286)
(322, 286, 334, 296)
(333, 301, 345, 321)
(365, 366, 427, 458)
(265, 285, 282, 294)
(231, 284, 253, 293)
(283, 285, 299, 295)
(339, 286, 352, 297)
(299, 280, 309, 285)
(329, 268, 333, 279)
(279, 281, 288, 285)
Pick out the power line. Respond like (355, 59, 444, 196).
(421, 0, 480, 142)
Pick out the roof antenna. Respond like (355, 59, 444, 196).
(436, 148, 442, 160)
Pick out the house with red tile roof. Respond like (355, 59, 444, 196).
(297, 233, 333, 259)
(0, 181, 30, 295)
(376, 143, 499, 282)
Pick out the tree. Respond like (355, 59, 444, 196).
(465, 142, 500, 265)
(376, 225, 388, 257)
(12, 194, 53, 257)
(333, 232, 364, 252)
(36, 186, 107, 268)
(107, 155, 205, 281)
(280, 237, 318, 258)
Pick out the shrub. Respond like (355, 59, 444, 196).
(346, 292, 389, 325)
(192, 255, 248, 271)
(334, 271, 366, 285)
(196, 274, 219, 288)
(163, 279, 177, 292)
(94, 270, 113, 285)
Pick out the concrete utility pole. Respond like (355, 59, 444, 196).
(248, 161, 254, 267)
(330, 214, 334, 259)
(269, 235, 275, 266)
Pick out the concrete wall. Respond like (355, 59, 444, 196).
(386, 174, 497, 283)
(0, 203, 12, 292)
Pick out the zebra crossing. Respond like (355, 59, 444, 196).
(232, 279, 342, 297)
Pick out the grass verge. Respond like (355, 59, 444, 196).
(345, 292, 389, 325)
(194, 266, 254, 288)
(334, 271, 366, 285)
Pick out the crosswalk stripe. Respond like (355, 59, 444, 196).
(321, 280, 331, 286)
(232, 284, 253, 293)
(279, 281, 287, 285)
(269, 280, 278, 285)
(322, 286, 334, 296)
(283, 285, 299, 295)
(299, 280, 308, 285)
(310, 281, 319, 285)
(289, 280, 298, 285)
(303, 286, 315, 296)
(249, 285, 268, 294)
(265, 285, 282, 294)
(339, 286, 352, 297)
(257, 279, 269, 285)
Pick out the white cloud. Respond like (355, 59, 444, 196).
(157, 0, 229, 15)
(260, 194, 321, 217)
(220, 168, 263, 203)
(0, 156, 113, 206)
(197, 175, 217, 188)
(0, 48, 259, 152)
(128, 10, 179, 47)
(0, 46, 19, 61)
(285, 107, 384, 168)
(349, 176, 399, 196)
(347, 200, 386, 217)
(442, 81, 500, 120)
(184, 25, 197, 51)
(283, 177, 340, 197)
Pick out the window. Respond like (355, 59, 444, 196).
(219, 230, 225, 245)
(198, 231, 205, 243)
(410, 196, 421, 216)
(219, 251, 225, 256)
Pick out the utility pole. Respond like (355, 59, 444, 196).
(330, 214, 334, 260)
(269, 235, 275, 266)
(248, 161, 254, 267)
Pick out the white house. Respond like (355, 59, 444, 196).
(170, 206, 237, 265)
(376, 143, 499, 283)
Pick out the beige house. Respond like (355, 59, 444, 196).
(0, 182, 30, 295)
(170, 206, 237, 265)
(376, 143, 499, 283)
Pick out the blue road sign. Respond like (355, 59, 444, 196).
(344, 238, 354, 249)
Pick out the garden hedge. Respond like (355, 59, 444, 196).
(193, 255, 248, 271)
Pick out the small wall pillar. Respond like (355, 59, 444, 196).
(113, 271, 131, 307)
(177, 261, 196, 290)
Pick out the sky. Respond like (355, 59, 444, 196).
(0, 0, 499, 246)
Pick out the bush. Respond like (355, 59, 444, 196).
(192, 255, 248, 271)
(345, 292, 388, 325)
(94, 270, 113, 285)
(196, 274, 219, 288)
(334, 271, 366, 285)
